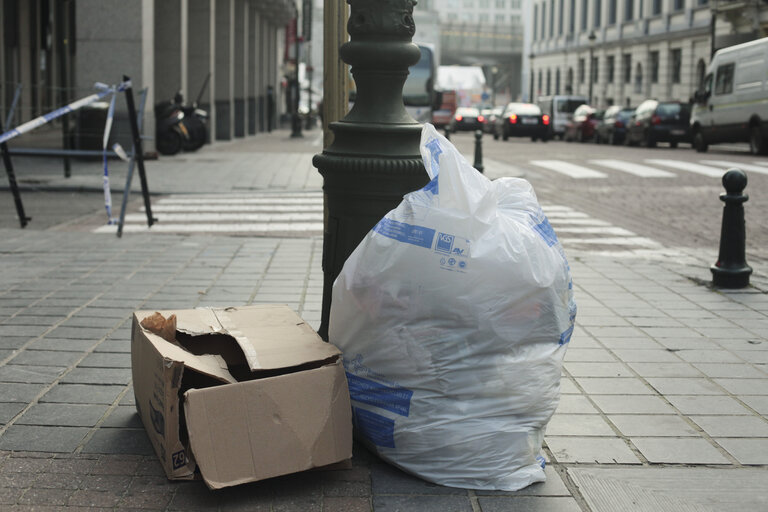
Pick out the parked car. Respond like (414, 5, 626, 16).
(595, 105, 636, 145)
(691, 37, 768, 154)
(625, 100, 691, 148)
(484, 106, 504, 133)
(536, 95, 588, 139)
(449, 107, 485, 132)
(493, 102, 550, 141)
(563, 104, 601, 142)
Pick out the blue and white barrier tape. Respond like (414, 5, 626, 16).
(0, 79, 131, 224)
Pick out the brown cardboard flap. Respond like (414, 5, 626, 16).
(184, 362, 352, 489)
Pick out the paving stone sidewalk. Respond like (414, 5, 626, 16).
(1, 130, 767, 510)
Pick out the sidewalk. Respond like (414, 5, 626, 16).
(0, 129, 767, 511)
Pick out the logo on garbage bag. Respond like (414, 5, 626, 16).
(436, 232, 454, 253)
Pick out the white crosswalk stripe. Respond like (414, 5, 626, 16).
(644, 159, 725, 178)
(529, 160, 608, 178)
(699, 160, 768, 176)
(589, 159, 676, 178)
(93, 191, 324, 236)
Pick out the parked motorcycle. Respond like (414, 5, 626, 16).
(174, 91, 208, 152)
(154, 98, 189, 156)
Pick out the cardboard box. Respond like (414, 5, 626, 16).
(130, 305, 352, 489)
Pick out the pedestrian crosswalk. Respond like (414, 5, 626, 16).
(529, 157, 768, 179)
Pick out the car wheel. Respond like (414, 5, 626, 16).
(607, 132, 615, 145)
(670, 141, 678, 149)
(502, 130, 509, 141)
(644, 131, 656, 148)
(750, 125, 767, 155)
(594, 133, 601, 144)
(693, 130, 708, 153)
(493, 131, 499, 141)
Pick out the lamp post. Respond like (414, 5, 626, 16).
(528, 53, 535, 102)
(588, 31, 596, 105)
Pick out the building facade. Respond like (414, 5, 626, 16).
(0, 0, 295, 151)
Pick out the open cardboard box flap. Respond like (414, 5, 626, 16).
(131, 305, 352, 487)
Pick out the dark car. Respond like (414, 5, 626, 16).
(563, 104, 602, 142)
(483, 106, 504, 134)
(493, 102, 549, 141)
(625, 100, 691, 148)
(595, 105, 636, 145)
(449, 107, 486, 132)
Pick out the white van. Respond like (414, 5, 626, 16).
(691, 37, 768, 154)
(536, 95, 589, 140)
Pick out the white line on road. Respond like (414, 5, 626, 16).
(554, 226, 637, 236)
(589, 159, 676, 178)
(699, 160, 768, 177)
(529, 160, 608, 178)
(558, 236, 662, 247)
(644, 159, 725, 178)
(548, 218, 611, 226)
(142, 204, 321, 213)
(94, 222, 324, 234)
(123, 212, 323, 222)
(156, 197, 324, 205)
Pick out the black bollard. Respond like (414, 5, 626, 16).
(711, 168, 752, 288)
(473, 129, 484, 174)
(444, 126, 451, 141)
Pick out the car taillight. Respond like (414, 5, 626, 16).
(478, 115, 485, 123)
(652, 115, 661, 125)
(455, 114, 463, 121)
(614, 120, 624, 128)
(542, 114, 550, 125)
(509, 114, 518, 124)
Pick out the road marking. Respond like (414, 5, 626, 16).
(95, 222, 323, 234)
(645, 159, 725, 178)
(589, 159, 676, 178)
(121, 212, 323, 222)
(558, 236, 662, 247)
(699, 160, 768, 176)
(554, 226, 637, 236)
(529, 160, 608, 178)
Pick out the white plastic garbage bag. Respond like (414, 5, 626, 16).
(329, 123, 576, 491)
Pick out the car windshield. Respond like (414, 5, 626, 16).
(617, 108, 636, 121)
(508, 103, 541, 115)
(456, 108, 479, 117)
(555, 99, 586, 113)
(657, 103, 690, 120)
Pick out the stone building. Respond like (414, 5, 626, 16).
(528, 0, 768, 109)
(0, 0, 295, 150)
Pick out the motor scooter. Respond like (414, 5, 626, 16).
(154, 99, 189, 156)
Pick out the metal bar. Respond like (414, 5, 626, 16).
(122, 76, 155, 228)
(8, 147, 129, 157)
(2, 85, 29, 228)
(117, 87, 148, 238)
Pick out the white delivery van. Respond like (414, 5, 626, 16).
(691, 37, 768, 154)
(536, 95, 589, 140)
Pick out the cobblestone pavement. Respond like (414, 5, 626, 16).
(0, 129, 767, 511)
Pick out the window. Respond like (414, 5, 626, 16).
(698, 0, 709, 5)
(650, 51, 659, 83)
(542, 3, 547, 39)
(634, 63, 643, 93)
(495, 13, 505, 23)
(715, 63, 735, 95)
(547, 69, 552, 95)
(592, 57, 599, 83)
(567, 67, 574, 93)
(578, 58, 585, 83)
(556, 68, 561, 94)
(479, 0, 490, 7)
(550, 0, 555, 37)
(538, 70, 543, 95)
(652, 0, 661, 15)
(608, 0, 616, 24)
(696, 59, 707, 90)
(625, 0, 634, 21)
(534, 5, 538, 40)
(581, 0, 588, 30)
(671, 49, 682, 84)
(478, 13, 490, 22)
(463, 0, 475, 7)
(496, 0, 506, 7)
(569, 0, 576, 33)
(594, 0, 602, 28)
(559, 0, 564, 34)
(674, 0, 684, 9)
(623, 54, 632, 83)
(607, 55, 615, 83)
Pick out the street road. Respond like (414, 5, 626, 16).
(450, 132, 768, 265)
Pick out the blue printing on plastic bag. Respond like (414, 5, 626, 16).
(422, 175, 439, 195)
(531, 216, 559, 247)
(424, 137, 443, 176)
(346, 372, 413, 417)
(353, 407, 396, 448)
(373, 218, 436, 249)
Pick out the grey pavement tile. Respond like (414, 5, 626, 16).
(8, 350, 83, 367)
(563, 362, 634, 377)
(45, 325, 109, 340)
(596, 337, 663, 350)
(610, 348, 682, 363)
(689, 415, 768, 437)
(546, 414, 615, 436)
(59, 316, 125, 329)
(586, 326, 645, 338)
(0, 324, 50, 338)
(554, 395, 599, 414)
(738, 395, 768, 414)
(372, 495, 473, 512)
(667, 395, 752, 415)
(93, 338, 131, 353)
(693, 363, 766, 378)
(626, 362, 705, 378)
(627, 316, 685, 327)
(0, 383, 47, 403)
(645, 377, 727, 395)
(0, 365, 66, 384)
(102, 406, 143, 428)
(475, 466, 570, 497)
(608, 414, 700, 437)
(590, 394, 675, 414)
(78, 352, 131, 368)
(82, 428, 154, 456)
(696, 327, 756, 339)
(559, 379, 580, 394)
(0, 402, 26, 424)
(641, 327, 704, 339)
(575, 378, 654, 395)
(575, 315, 630, 327)
(545, 437, 640, 464)
(0, 425, 89, 452)
(61, 367, 132, 385)
(27, 337, 96, 352)
(676, 349, 745, 364)
(715, 438, 768, 465)
(714, 378, 768, 395)
(16, 403, 110, 427)
(477, 496, 582, 512)
(0, 336, 29, 350)
(630, 437, 731, 464)
(370, 462, 466, 495)
(40, 384, 125, 405)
